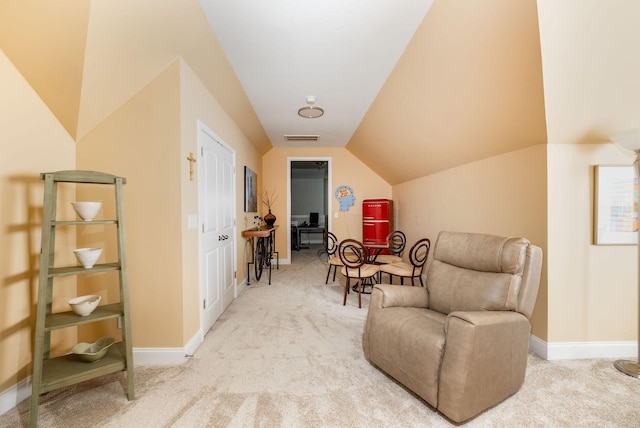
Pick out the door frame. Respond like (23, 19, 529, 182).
(197, 121, 237, 336)
(287, 157, 332, 263)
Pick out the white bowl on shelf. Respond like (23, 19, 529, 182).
(72, 337, 115, 362)
(73, 247, 103, 269)
(68, 294, 102, 316)
(71, 202, 102, 221)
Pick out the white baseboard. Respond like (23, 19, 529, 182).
(184, 330, 204, 358)
(133, 329, 204, 366)
(0, 376, 30, 417)
(530, 335, 637, 360)
(529, 334, 549, 359)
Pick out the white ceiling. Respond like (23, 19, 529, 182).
(198, 0, 434, 148)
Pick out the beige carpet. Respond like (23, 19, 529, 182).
(2, 245, 640, 427)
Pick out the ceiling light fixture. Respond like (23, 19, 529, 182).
(298, 96, 324, 119)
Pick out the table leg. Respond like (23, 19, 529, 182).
(247, 236, 256, 285)
(297, 228, 308, 250)
(267, 231, 273, 285)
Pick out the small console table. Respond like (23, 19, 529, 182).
(242, 225, 279, 285)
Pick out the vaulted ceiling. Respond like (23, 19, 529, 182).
(198, 0, 435, 150)
(349, 0, 547, 184)
(0, 0, 547, 185)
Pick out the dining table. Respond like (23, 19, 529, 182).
(352, 241, 389, 294)
(365, 242, 389, 263)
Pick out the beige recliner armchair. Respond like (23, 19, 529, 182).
(362, 231, 542, 423)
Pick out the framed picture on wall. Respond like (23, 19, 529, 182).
(244, 166, 257, 212)
(593, 165, 638, 245)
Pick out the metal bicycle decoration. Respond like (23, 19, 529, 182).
(253, 233, 274, 281)
(243, 226, 279, 285)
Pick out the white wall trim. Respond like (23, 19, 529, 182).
(184, 330, 205, 357)
(0, 376, 30, 417)
(133, 330, 204, 366)
(529, 334, 548, 359)
(530, 335, 637, 360)
(131, 347, 187, 366)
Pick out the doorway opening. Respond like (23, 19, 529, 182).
(287, 158, 331, 264)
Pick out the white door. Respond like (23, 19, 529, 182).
(198, 124, 235, 335)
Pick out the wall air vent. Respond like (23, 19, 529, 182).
(284, 134, 320, 142)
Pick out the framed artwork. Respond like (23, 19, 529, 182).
(244, 166, 257, 212)
(593, 165, 638, 245)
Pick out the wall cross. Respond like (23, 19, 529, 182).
(186, 152, 197, 181)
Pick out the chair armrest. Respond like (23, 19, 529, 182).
(444, 310, 526, 332)
(371, 284, 428, 309)
(438, 310, 531, 423)
(363, 285, 429, 362)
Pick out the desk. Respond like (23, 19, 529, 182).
(242, 225, 279, 285)
(294, 226, 325, 251)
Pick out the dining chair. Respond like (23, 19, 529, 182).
(324, 231, 343, 284)
(378, 238, 431, 286)
(374, 230, 406, 265)
(338, 239, 380, 308)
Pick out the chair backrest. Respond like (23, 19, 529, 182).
(324, 231, 338, 256)
(386, 231, 407, 257)
(408, 238, 431, 273)
(426, 231, 542, 319)
(338, 239, 369, 270)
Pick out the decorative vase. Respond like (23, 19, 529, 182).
(264, 209, 276, 227)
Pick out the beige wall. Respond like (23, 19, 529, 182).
(348, 0, 547, 184)
(75, 58, 264, 348)
(0, 50, 77, 392)
(547, 144, 636, 342)
(179, 59, 262, 339)
(259, 147, 392, 266)
(0, 1, 264, 391)
(0, 0, 90, 139)
(537, 1, 640, 144)
(393, 145, 548, 338)
(76, 61, 183, 347)
(538, 1, 640, 345)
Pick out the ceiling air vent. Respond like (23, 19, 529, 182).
(284, 134, 319, 142)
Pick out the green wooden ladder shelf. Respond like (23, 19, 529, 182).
(29, 170, 134, 427)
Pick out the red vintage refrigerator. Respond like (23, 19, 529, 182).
(362, 199, 394, 251)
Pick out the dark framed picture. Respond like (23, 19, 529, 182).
(244, 166, 257, 212)
(593, 165, 638, 245)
